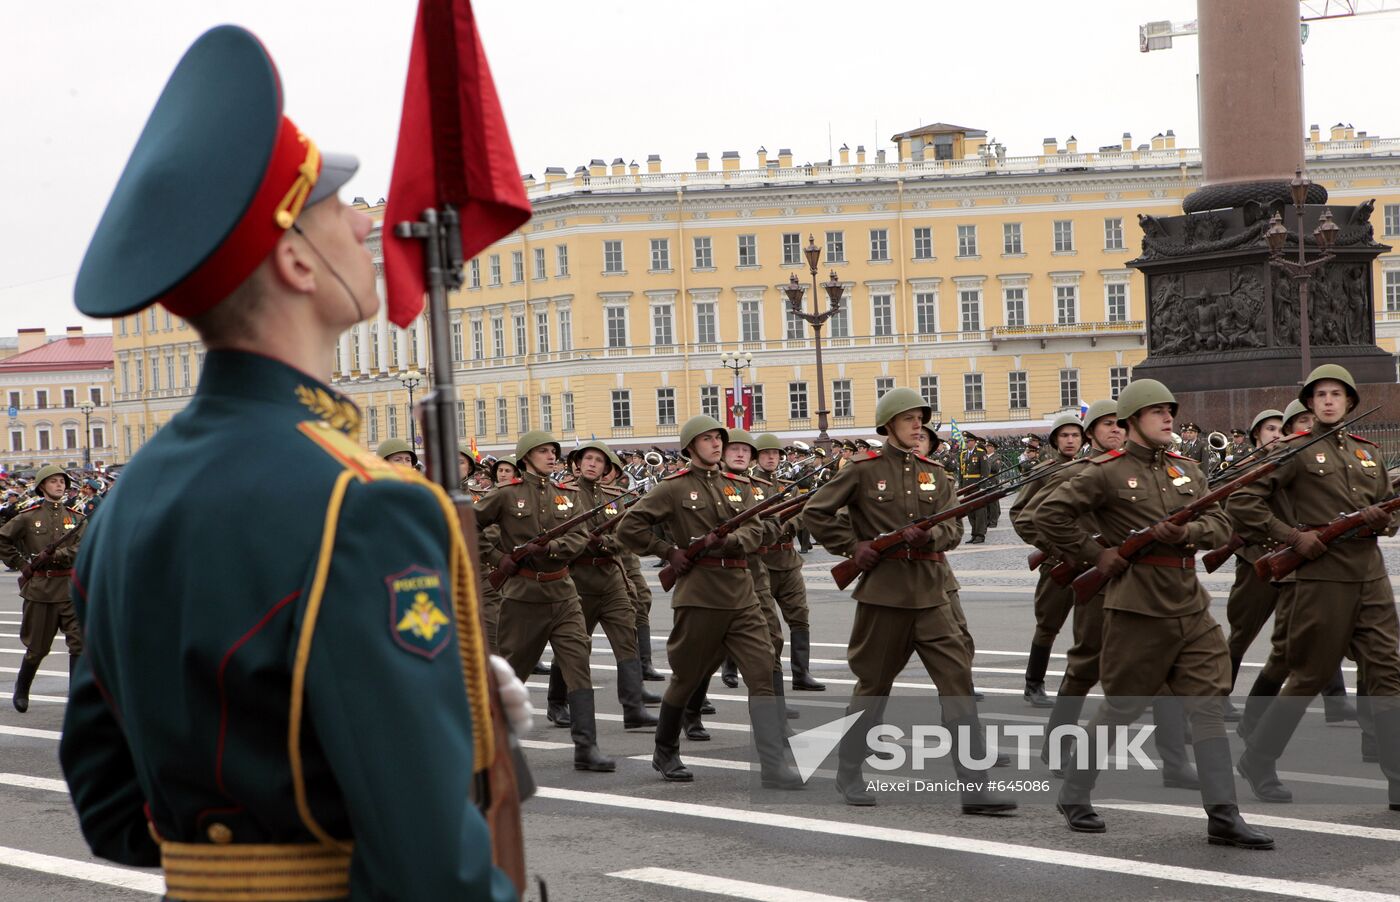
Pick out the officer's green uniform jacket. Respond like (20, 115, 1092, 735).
(1035, 440, 1229, 617)
(616, 465, 764, 609)
(568, 476, 629, 596)
(59, 351, 514, 901)
(0, 496, 85, 602)
(804, 441, 962, 607)
(474, 471, 589, 601)
(959, 447, 991, 488)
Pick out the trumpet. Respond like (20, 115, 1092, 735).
(1207, 431, 1229, 453)
(643, 450, 664, 468)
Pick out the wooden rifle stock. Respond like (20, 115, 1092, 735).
(1255, 494, 1400, 581)
(1027, 548, 1048, 570)
(17, 524, 83, 592)
(487, 490, 638, 589)
(1202, 534, 1245, 573)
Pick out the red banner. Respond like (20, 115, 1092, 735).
(724, 387, 754, 430)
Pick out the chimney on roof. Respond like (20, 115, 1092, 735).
(18, 328, 46, 355)
(695, 152, 709, 172)
(1065, 136, 1078, 153)
(66, 326, 84, 338)
(1331, 122, 1347, 141)
(1346, 123, 1356, 139)
(1309, 123, 1321, 144)
(1122, 131, 1132, 151)
(544, 166, 566, 184)
(839, 143, 850, 165)
(611, 158, 625, 176)
(1151, 132, 1166, 151)
(1165, 129, 1176, 149)
(778, 148, 793, 168)
(856, 145, 866, 164)
(876, 148, 886, 164)
(647, 154, 662, 174)
(721, 150, 740, 172)
(757, 146, 767, 167)
(629, 160, 640, 176)
(1042, 137, 1057, 155)
(589, 158, 606, 177)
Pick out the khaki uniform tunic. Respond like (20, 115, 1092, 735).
(567, 478, 638, 661)
(0, 498, 85, 663)
(754, 471, 811, 633)
(1010, 451, 1078, 647)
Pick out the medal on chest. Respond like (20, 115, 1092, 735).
(1356, 448, 1376, 468)
(1316, 453, 1327, 464)
(1166, 464, 1191, 487)
(516, 499, 526, 509)
(554, 494, 573, 512)
(753, 488, 765, 501)
(722, 484, 743, 505)
(604, 503, 618, 516)
(876, 479, 887, 491)
(917, 472, 935, 491)
(1126, 477, 1138, 489)
(689, 491, 699, 501)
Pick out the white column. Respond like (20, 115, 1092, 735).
(357, 322, 371, 376)
(415, 315, 429, 368)
(376, 305, 391, 373)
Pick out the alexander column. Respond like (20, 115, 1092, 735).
(1129, 0, 1391, 392)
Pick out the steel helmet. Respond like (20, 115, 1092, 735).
(679, 415, 727, 455)
(1115, 379, 1178, 424)
(490, 457, 519, 482)
(754, 433, 785, 453)
(1248, 408, 1285, 445)
(919, 422, 944, 451)
(514, 430, 562, 464)
(375, 438, 418, 466)
(458, 444, 478, 477)
(1083, 399, 1118, 432)
(1299, 363, 1359, 411)
(874, 387, 931, 436)
(1049, 413, 1085, 442)
(725, 428, 758, 453)
(1281, 398, 1310, 432)
(34, 464, 71, 490)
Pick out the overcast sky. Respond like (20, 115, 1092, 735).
(4, 0, 1398, 337)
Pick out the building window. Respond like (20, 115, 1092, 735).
(134, 353, 145, 393)
(788, 382, 809, 419)
(919, 375, 939, 410)
(740, 299, 762, 341)
(611, 390, 632, 428)
(387, 405, 399, 439)
(471, 320, 484, 359)
(150, 355, 161, 391)
(825, 230, 845, 264)
(535, 312, 550, 354)
(123, 426, 131, 456)
(511, 251, 524, 283)
(149, 308, 159, 331)
(61, 388, 75, 408)
(915, 291, 938, 334)
(1004, 287, 1026, 327)
(451, 320, 464, 362)
(652, 303, 674, 346)
(1059, 368, 1080, 410)
(368, 324, 380, 371)
(118, 318, 127, 336)
(959, 289, 982, 332)
(9, 429, 21, 452)
(36, 389, 48, 409)
(875, 378, 894, 403)
(656, 388, 677, 426)
(540, 394, 553, 432)
(64, 427, 77, 450)
(1003, 222, 1023, 255)
(517, 396, 530, 433)
(475, 399, 487, 436)
(693, 236, 713, 269)
(513, 314, 527, 355)
(1053, 220, 1074, 253)
(606, 307, 628, 348)
(604, 240, 624, 273)
(5, 391, 17, 410)
(556, 244, 569, 276)
(1106, 283, 1128, 322)
(496, 398, 509, 435)
(869, 228, 889, 262)
(832, 380, 852, 418)
(737, 234, 758, 267)
(456, 400, 467, 439)
(871, 294, 893, 336)
(1386, 271, 1400, 313)
(700, 385, 720, 420)
(1386, 205, 1400, 237)
(650, 238, 671, 272)
(180, 352, 191, 388)
(91, 426, 104, 449)
(913, 227, 933, 260)
(829, 301, 850, 339)
(489, 254, 501, 286)
(963, 373, 984, 412)
(1110, 366, 1130, 400)
(469, 258, 481, 289)
(1104, 217, 1125, 250)
(365, 408, 379, 444)
(1009, 371, 1029, 410)
(491, 317, 505, 357)
(695, 302, 717, 343)
(533, 247, 547, 280)
(785, 304, 805, 340)
(390, 328, 400, 368)
(957, 224, 977, 257)
(1055, 285, 1078, 325)
(37, 428, 51, 451)
(782, 233, 802, 265)
(563, 392, 575, 431)
(750, 384, 765, 423)
(558, 309, 572, 351)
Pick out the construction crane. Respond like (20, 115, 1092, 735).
(1141, 0, 1400, 52)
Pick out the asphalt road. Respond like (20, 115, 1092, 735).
(3, 520, 1400, 901)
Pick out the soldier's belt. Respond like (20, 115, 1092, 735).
(1137, 554, 1196, 570)
(694, 557, 748, 570)
(574, 556, 618, 567)
(884, 550, 946, 562)
(757, 542, 794, 554)
(31, 569, 73, 578)
(515, 566, 571, 583)
(160, 840, 352, 901)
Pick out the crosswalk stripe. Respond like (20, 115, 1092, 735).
(0, 725, 62, 740)
(0, 844, 162, 894)
(539, 787, 1400, 902)
(610, 867, 869, 901)
(1097, 803, 1400, 842)
(0, 665, 67, 680)
(0, 773, 68, 793)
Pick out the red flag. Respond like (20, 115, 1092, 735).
(383, 0, 531, 328)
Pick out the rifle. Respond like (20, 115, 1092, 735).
(957, 458, 1030, 499)
(487, 489, 640, 589)
(17, 522, 84, 591)
(659, 461, 835, 592)
(1202, 534, 1246, 573)
(585, 494, 642, 541)
(1069, 407, 1378, 604)
(1027, 548, 1049, 570)
(831, 457, 1079, 591)
(1253, 493, 1400, 581)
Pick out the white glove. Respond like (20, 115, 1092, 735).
(489, 654, 534, 735)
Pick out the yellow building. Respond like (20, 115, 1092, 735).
(109, 122, 1400, 458)
(0, 327, 114, 473)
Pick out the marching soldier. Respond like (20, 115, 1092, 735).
(616, 415, 801, 789)
(1036, 379, 1271, 848)
(59, 26, 520, 897)
(459, 444, 481, 495)
(754, 432, 823, 691)
(0, 464, 85, 712)
(541, 441, 658, 730)
(1223, 429, 1251, 468)
(985, 439, 1004, 529)
(805, 388, 1015, 813)
(376, 437, 418, 469)
(1009, 413, 1084, 708)
(959, 436, 992, 543)
(1177, 422, 1208, 466)
(1230, 365, 1400, 810)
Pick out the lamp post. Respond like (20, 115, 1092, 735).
(1266, 169, 1338, 383)
(783, 234, 845, 451)
(719, 350, 753, 429)
(400, 368, 423, 448)
(77, 402, 94, 468)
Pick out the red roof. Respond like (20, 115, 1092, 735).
(0, 336, 113, 373)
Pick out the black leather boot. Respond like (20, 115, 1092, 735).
(1056, 729, 1106, 833)
(653, 703, 694, 782)
(720, 657, 739, 689)
(1322, 666, 1358, 724)
(618, 659, 659, 729)
(950, 717, 1016, 816)
(568, 689, 616, 773)
(773, 670, 798, 725)
(683, 679, 710, 740)
(1196, 736, 1275, 849)
(1023, 643, 1054, 708)
(749, 698, 803, 790)
(1041, 692, 1087, 776)
(11, 657, 38, 714)
(531, 659, 551, 675)
(1373, 707, 1400, 811)
(1237, 672, 1283, 741)
(693, 675, 716, 714)
(1153, 697, 1199, 790)
(790, 629, 825, 691)
(637, 625, 665, 681)
(545, 662, 571, 727)
(837, 699, 886, 805)
(1237, 695, 1308, 803)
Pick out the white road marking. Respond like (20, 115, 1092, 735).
(1098, 803, 1400, 842)
(0, 773, 67, 793)
(0, 844, 162, 894)
(0, 665, 67, 680)
(0, 725, 61, 740)
(539, 787, 1400, 902)
(610, 867, 869, 901)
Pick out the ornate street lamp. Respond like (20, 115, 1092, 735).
(784, 234, 845, 450)
(720, 350, 753, 428)
(77, 402, 94, 468)
(400, 368, 423, 448)
(1267, 169, 1338, 382)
